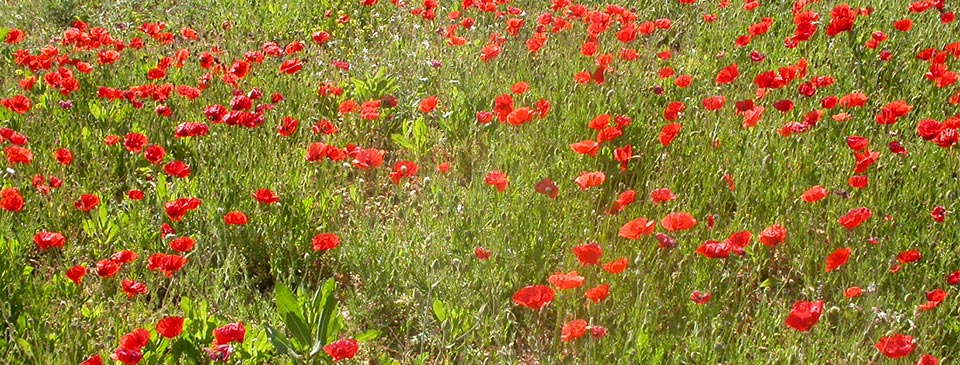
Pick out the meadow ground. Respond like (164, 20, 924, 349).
(0, 0, 959, 364)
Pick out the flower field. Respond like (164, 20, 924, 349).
(1, 0, 960, 363)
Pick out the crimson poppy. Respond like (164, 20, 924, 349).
(569, 140, 600, 157)
(170, 236, 196, 252)
(918, 288, 947, 311)
(561, 319, 589, 342)
(759, 225, 786, 247)
(844, 287, 862, 299)
(618, 217, 656, 240)
(66, 265, 86, 285)
(474, 247, 491, 260)
(825, 247, 852, 272)
(659, 123, 682, 146)
(661, 212, 697, 231)
(223, 211, 248, 226)
(650, 188, 676, 204)
(931, 206, 947, 223)
(534, 178, 559, 199)
(784, 300, 823, 332)
(80, 354, 102, 365)
(572, 243, 602, 266)
(838, 207, 872, 229)
(875, 333, 915, 358)
(948, 271, 960, 285)
(915, 354, 939, 365)
(323, 338, 359, 362)
(574, 171, 605, 190)
(603, 258, 628, 274)
(484, 171, 508, 192)
(147, 253, 187, 277)
(252, 189, 280, 205)
(121, 279, 148, 298)
(419, 96, 438, 113)
(156, 316, 185, 339)
(389, 161, 418, 185)
(897, 249, 921, 264)
(548, 271, 584, 290)
(312, 233, 341, 251)
(213, 322, 246, 345)
(691, 291, 711, 304)
(33, 231, 66, 251)
(606, 190, 636, 215)
(0, 187, 24, 212)
(512, 285, 555, 310)
(75, 194, 100, 212)
(801, 185, 828, 203)
(5, 146, 33, 165)
(585, 284, 609, 303)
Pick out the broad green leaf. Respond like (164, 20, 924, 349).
(432, 299, 447, 323)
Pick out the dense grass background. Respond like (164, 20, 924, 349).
(1, 0, 959, 363)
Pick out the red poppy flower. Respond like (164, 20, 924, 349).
(561, 319, 589, 342)
(659, 123, 682, 146)
(915, 354, 939, 365)
(512, 285, 555, 310)
(548, 271, 585, 290)
(75, 194, 100, 212)
(618, 217, 656, 240)
(570, 140, 600, 157)
(875, 333, 915, 359)
(312, 233, 341, 251)
(838, 207, 872, 229)
(164, 161, 190, 178)
(147, 253, 187, 277)
(702, 95, 726, 111)
(758, 225, 786, 247)
(436, 162, 451, 174)
(170, 236, 196, 252)
(389, 161, 418, 185)
(844, 287, 862, 299)
(661, 212, 697, 231)
(650, 188, 676, 204)
(5, 145, 33, 165)
(33, 231, 66, 251)
(66, 265, 86, 285)
(351, 148, 384, 170)
(696, 240, 730, 259)
(918, 288, 947, 311)
(784, 300, 823, 332)
(323, 338, 359, 362)
(574, 171, 605, 190)
(164, 197, 202, 222)
(0, 187, 24, 212)
(213, 322, 246, 345)
(716, 63, 739, 85)
(897, 249, 921, 264)
(121, 279, 148, 298)
(484, 171, 508, 192)
(825, 247, 852, 272)
(474, 247, 491, 260)
(419, 96, 438, 113)
(278, 59, 303, 74)
(801, 185, 828, 203)
(110, 348, 142, 365)
(80, 354, 102, 365)
(0, 95, 31, 114)
(127, 190, 144, 200)
(572, 242, 602, 266)
(276, 116, 299, 136)
(224, 211, 248, 226)
(691, 291, 711, 304)
(931, 206, 947, 223)
(948, 270, 960, 285)
(606, 190, 636, 215)
(252, 189, 280, 205)
(156, 316, 185, 339)
(53, 148, 73, 165)
(534, 178, 559, 199)
(123, 133, 148, 153)
(585, 284, 610, 303)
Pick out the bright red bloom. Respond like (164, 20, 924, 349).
(121, 279, 148, 298)
(223, 211, 248, 226)
(691, 291, 711, 304)
(312, 233, 341, 251)
(164, 197, 202, 222)
(419, 96, 438, 113)
(825, 247, 852, 272)
(585, 284, 610, 303)
(484, 171, 508, 192)
(213, 322, 246, 345)
(801, 185, 828, 203)
(75, 194, 100, 212)
(844, 287, 862, 299)
(875, 334, 915, 359)
(0, 95, 31, 114)
(574, 171, 605, 190)
(123, 133, 149, 153)
(96, 259, 121, 278)
(915, 354, 939, 365)
(897, 249, 921, 264)
(659, 123, 682, 146)
(512, 285, 555, 310)
(33, 231, 66, 251)
(948, 270, 960, 285)
(80, 354, 102, 365)
(66, 265, 86, 285)
(1, 187, 25, 212)
(252, 189, 280, 205)
(170, 236, 196, 252)
(278, 59, 303, 74)
(143, 144, 166, 164)
(650, 188, 676, 204)
(784, 300, 823, 332)
(112, 250, 139, 264)
(389, 161, 418, 185)
(603, 258, 628, 274)
(618, 217, 656, 240)
(758, 224, 786, 247)
(931, 206, 947, 223)
(548, 271, 585, 290)
(164, 161, 190, 178)
(572, 243, 602, 266)
(323, 338, 359, 362)
(110, 348, 142, 365)
(838, 207, 872, 229)
(351, 148, 385, 170)
(561, 319, 589, 342)
(661, 212, 697, 231)
(5, 145, 33, 165)
(918, 288, 947, 311)
(606, 190, 636, 215)
(147, 253, 187, 277)
(534, 178, 559, 199)
(127, 190, 144, 200)
(156, 316, 185, 339)
(702, 95, 726, 111)
(570, 140, 600, 157)
(474, 247, 491, 260)
(53, 148, 73, 165)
